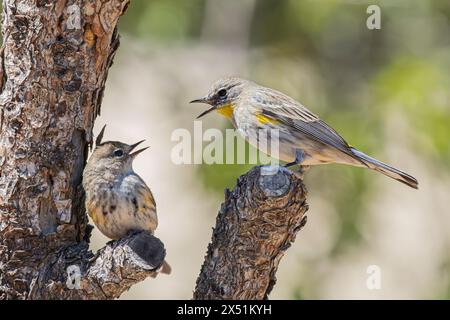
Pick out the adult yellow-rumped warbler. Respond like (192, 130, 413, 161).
(191, 77, 418, 189)
(83, 125, 171, 274)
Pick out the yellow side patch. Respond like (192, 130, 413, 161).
(139, 190, 156, 213)
(86, 200, 101, 225)
(216, 103, 235, 119)
(256, 113, 279, 125)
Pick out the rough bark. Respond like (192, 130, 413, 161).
(0, 0, 167, 300)
(194, 166, 308, 300)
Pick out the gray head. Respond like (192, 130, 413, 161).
(190, 77, 252, 118)
(85, 125, 149, 175)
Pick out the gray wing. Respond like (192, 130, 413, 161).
(254, 88, 365, 164)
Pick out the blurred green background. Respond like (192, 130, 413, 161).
(27, 0, 450, 299)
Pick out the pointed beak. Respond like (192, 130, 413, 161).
(195, 106, 217, 119)
(129, 140, 149, 158)
(189, 97, 208, 104)
(190, 97, 216, 119)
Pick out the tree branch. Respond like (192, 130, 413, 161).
(0, 0, 167, 300)
(27, 231, 165, 300)
(194, 166, 308, 300)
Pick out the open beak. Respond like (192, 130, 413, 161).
(195, 106, 217, 119)
(129, 140, 149, 158)
(190, 97, 216, 119)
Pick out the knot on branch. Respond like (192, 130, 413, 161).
(258, 166, 292, 197)
(127, 231, 166, 268)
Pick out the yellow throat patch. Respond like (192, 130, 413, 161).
(216, 103, 235, 119)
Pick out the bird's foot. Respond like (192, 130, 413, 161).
(283, 149, 304, 168)
(292, 165, 310, 179)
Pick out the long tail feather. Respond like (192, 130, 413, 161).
(351, 148, 418, 189)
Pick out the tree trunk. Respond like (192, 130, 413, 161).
(0, 0, 166, 300)
(194, 166, 308, 300)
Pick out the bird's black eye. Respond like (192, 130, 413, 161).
(114, 149, 124, 157)
(217, 88, 227, 98)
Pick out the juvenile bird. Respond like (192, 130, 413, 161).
(191, 77, 418, 189)
(83, 125, 171, 274)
